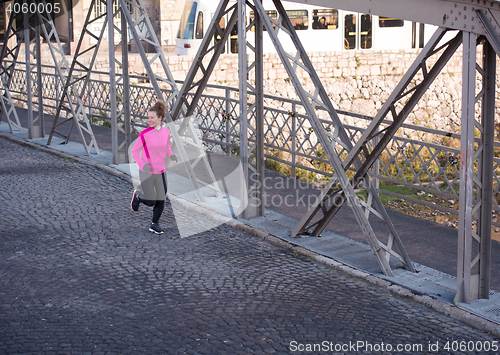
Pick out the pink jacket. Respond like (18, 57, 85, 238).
(132, 126, 174, 174)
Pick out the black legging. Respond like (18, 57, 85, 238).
(138, 171, 168, 224)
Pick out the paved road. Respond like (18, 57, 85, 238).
(1, 137, 499, 354)
(14, 106, 500, 289)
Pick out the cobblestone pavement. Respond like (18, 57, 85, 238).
(1, 137, 499, 355)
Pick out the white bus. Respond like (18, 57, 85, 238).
(175, 0, 433, 56)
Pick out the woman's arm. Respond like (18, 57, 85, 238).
(165, 128, 175, 160)
(132, 132, 149, 171)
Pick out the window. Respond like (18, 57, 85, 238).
(286, 10, 308, 30)
(379, 17, 404, 27)
(177, 1, 197, 39)
(214, 17, 225, 53)
(195, 11, 203, 39)
(93, 0, 105, 17)
(344, 14, 355, 50)
(230, 20, 238, 53)
(0, 2, 5, 41)
(92, 0, 131, 19)
(266, 10, 278, 25)
(312, 9, 338, 30)
(249, 10, 277, 31)
(251, 10, 308, 31)
(360, 14, 372, 49)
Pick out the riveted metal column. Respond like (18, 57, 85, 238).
(477, 39, 495, 299)
(24, 5, 44, 139)
(108, 0, 119, 164)
(455, 31, 477, 304)
(225, 88, 231, 156)
(238, 0, 265, 218)
(238, 0, 250, 217)
(24, 6, 34, 139)
(35, 14, 45, 138)
(255, 1, 265, 217)
(121, 11, 131, 162)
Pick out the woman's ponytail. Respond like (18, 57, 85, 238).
(149, 101, 167, 122)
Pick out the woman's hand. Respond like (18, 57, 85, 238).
(170, 155, 178, 163)
(142, 164, 151, 173)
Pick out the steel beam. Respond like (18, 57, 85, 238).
(455, 31, 477, 304)
(254, 2, 265, 218)
(351, 32, 463, 187)
(476, 9, 500, 57)
(455, 33, 495, 303)
(105, 0, 132, 164)
(0, 0, 25, 132)
(34, 14, 45, 138)
(286, 0, 500, 37)
(121, 13, 132, 162)
(24, 6, 34, 139)
(344, 28, 455, 170)
(238, 0, 265, 218)
(108, 0, 119, 164)
(238, 0, 251, 217)
(478, 39, 495, 299)
(22, 6, 45, 139)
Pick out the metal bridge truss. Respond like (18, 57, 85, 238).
(114, 0, 221, 201)
(170, 0, 416, 276)
(1, 0, 221, 202)
(0, 0, 101, 153)
(283, 0, 500, 303)
(2, 0, 499, 302)
(170, 0, 247, 209)
(259, 0, 416, 277)
(293, 28, 464, 274)
(46, 0, 106, 155)
(41, 0, 101, 155)
(115, 0, 222, 200)
(0, 0, 42, 136)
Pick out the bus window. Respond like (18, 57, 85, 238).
(230, 20, 238, 53)
(195, 12, 203, 39)
(360, 14, 372, 49)
(177, 1, 197, 39)
(344, 14, 356, 49)
(286, 10, 308, 30)
(250, 10, 277, 31)
(266, 10, 277, 30)
(379, 17, 404, 27)
(249, 11, 255, 32)
(312, 9, 338, 30)
(0, 2, 5, 41)
(214, 17, 225, 53)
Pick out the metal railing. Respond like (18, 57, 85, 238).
(6, 62, 500, 221)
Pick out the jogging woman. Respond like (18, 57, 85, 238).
(130, 101, 177, 234)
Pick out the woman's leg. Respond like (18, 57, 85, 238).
(151, 172, 168, 224)
(152, 200, 165, 224)
(138, 170, 157, 207)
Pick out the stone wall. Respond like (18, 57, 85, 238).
(39, 47, 500, 143)
(161, 48, 495, 143)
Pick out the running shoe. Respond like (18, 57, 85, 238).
(149, 222, 164, 235)
(131, 189, 140, 211)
